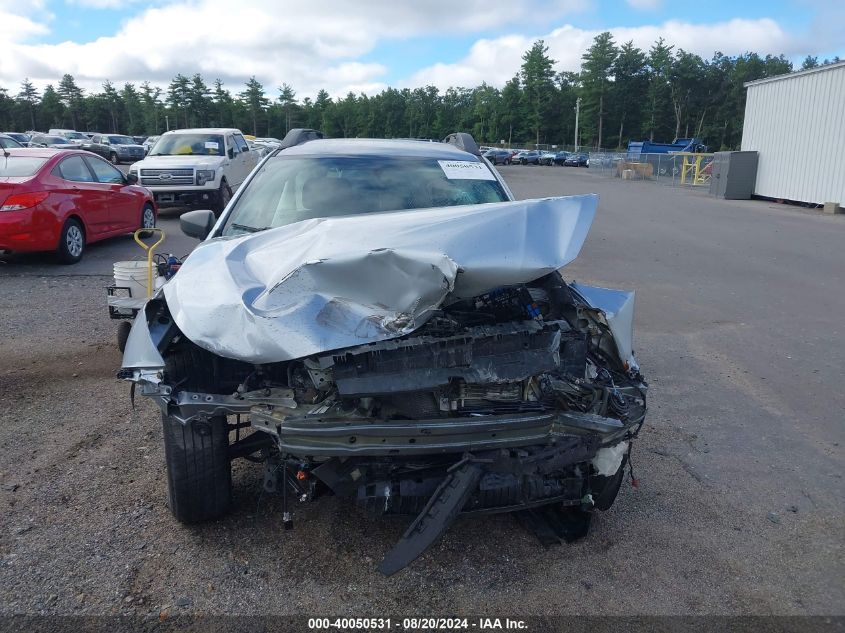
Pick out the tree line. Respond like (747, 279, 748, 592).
(0, 34, 837, 151)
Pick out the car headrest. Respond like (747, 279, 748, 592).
(302, 177, 364, 216)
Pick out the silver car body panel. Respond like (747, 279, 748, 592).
(571, 283, 637, 368)
(160, 194, 598, 364)
(122, 309, 165, 370)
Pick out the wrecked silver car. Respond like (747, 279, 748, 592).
(120, 131, 647, 575)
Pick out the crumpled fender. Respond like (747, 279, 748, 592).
(570, 283, 637, 370)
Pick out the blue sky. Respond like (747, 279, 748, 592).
(1, 0, 842, 97)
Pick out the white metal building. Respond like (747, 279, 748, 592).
(741, 60, 845, 206)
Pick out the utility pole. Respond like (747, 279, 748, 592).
(574, 97, 581, 152)
(165, 115, 170, 131)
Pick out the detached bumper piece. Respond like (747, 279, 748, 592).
(378, 463, 483, 576)
(312, 436, 606, 575)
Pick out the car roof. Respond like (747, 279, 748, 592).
(161, 128, 242, 135)
(2, 147, 86, 159)
(278, 138, 483, 161)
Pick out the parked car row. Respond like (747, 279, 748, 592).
(481, 147, 590, 167)
(2, 130, 159, 157)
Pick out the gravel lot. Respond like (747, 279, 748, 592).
(1, 166, 843, 619)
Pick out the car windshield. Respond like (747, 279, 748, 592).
(150, 134, 224, 156)
(64, 132, 87, 140)
(221, 155, 508, 237)
(108, 135, 134, 145)
(42, 136, 67, 144)
(0, 156, 47, 176)
(0, 137, 23, 149)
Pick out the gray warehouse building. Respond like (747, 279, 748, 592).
(741, 60, 845, 207)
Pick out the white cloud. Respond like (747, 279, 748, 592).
(0, 0, 51, 44)
(625, 0, 662, 10)
(64, 0, 129, 8)
(0, 12, 49, 42)
(0, 0, 588, 98)
(405, 18, 797, 89)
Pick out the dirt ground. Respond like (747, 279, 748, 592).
(1, 166, 842, 620)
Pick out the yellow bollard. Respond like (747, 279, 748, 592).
(132, 228, 166, 298)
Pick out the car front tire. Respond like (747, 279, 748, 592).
(109, 152, 119, 165)
(162, 413, 232, 523)
(212, 179, 232, 217)
(57, 218, 85, 264)
(161, 348, 233, 523)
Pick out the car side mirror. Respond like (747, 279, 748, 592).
(227, 148, 235, 159)
(180, 209, 216, 240)
(125, 172, 139, 185)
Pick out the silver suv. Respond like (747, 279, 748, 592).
(86, 134, 145, 164)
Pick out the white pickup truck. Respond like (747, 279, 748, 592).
(129, 128, 260, 215)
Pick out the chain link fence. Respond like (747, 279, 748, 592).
(587, 152, 715, 187)
(484, 142, 617, 154)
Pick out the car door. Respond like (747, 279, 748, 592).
(87, 135, 109, 158)
(232, 133, 254, 188)
(84, 155, 140, 232)
(53, 155, 109, 236)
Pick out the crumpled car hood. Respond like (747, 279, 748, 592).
(163, 195, 597, 364)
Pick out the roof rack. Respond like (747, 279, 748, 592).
(443, 132, 481, 156)
(279, 128, 324, 149)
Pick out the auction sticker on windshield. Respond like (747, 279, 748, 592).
(438, 160, 495, 180)
(205, 142, 219, 150)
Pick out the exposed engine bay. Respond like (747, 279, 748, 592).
(124, 270, 646, 575)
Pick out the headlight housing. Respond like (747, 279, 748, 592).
(196, 170, 216, 186)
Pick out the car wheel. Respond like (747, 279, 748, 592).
(505, 159, 511, 165)
(138, 203, 156, 237)
(109, 152, 119, 165)
(161, 347, 233, 523)
(520, 159, 527, 165)
(57, 218, 85, 264)
(116, 320, 132, 353)
(212, 180, 232, 217)
(162, 413, 232, 523)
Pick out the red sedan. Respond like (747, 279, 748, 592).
(0, 148, 156, 263)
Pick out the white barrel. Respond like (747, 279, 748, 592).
(113, 260, 159, 299)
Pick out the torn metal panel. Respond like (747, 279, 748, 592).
(571, 283, 637, 367)
(121, 298, 168, 370)
(162, 195, 597, 363)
